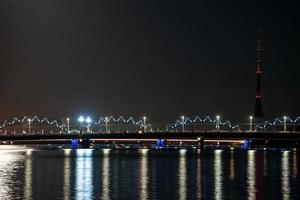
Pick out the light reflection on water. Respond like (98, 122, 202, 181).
(214, 150, 223, 200)
(0, 149, 23, 200)
(196, 156, 202, 199)
(293, 151, 297, 178)
(178, 149, 187, 200)
(229, 150, 235, 180)
(102, 149, 110, 200)
(139, 149, 149, 200)
(0, 148, 299, 199)
(247, 150, 256, 200)
(24, 150, 32, 200)
(282, 151, 290, 200)
(75, 149, 93, 200)
(63, 149, 71, 200)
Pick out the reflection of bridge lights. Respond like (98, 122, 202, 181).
(214, 149, 223, 200)
(282, 151, 290, 200)
(64, 154, 71, 200)
(26, 149, 33, 156)
(64, 149, 72, 156)
(178, 149, 187, 200)
(75, 150, 93, 200)
(101, 149, 110, 200)
(24, 154, 32, 200)
(179, 149, 187, 155)
(102, 149, 111, 155)
(139, 148, 148, 200)
(139, 149, 149, 154)
(76, 149, 93, 157)
(215, 149, 223, 154)
(247, 150, 256, 200)
(196, 157, 202, 199)
(229, 151, 235, 180)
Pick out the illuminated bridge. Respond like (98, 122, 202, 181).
(0, 115, 300, 149)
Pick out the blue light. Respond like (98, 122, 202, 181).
(71, 139, 79, 149)
(156, 139, 166, 149)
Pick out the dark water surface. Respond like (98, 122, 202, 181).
(0, 146, 299, 200)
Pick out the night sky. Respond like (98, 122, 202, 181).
(0, 1, 299, 123)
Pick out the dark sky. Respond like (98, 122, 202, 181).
(0, 0, 299, 123)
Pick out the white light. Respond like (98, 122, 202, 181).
(86, 116, 92, 123)
(64, 149, 72, 156)
(249, 116, 253, 120)
(139, 149, 149, 154)
(283, 116, 287, 121)
(179, 149, 187, 155)
(103, 149, 111, 154)
(67, 118, 70, 121)
(78, 116, 84, 123)
(216, 115, 220, 120)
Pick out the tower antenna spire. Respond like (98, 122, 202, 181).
(254, 29, 264, 119)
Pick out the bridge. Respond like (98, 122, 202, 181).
(1, 115, 299, 134)
(0, 115, 300, 149)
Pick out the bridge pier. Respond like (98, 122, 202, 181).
(197, 137, 204, 150)
(80, 134, 91, 148)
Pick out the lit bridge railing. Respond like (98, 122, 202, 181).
(0, 115, 299, 135)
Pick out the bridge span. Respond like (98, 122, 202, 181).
(1, 131, 300, 148)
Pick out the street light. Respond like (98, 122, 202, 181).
(28, 118, 31, 134)
(181, 115, 185, 132)
(66, 118, 70, 133)
(86, 116, 92, 133)
(216, 115, 220, 131)
(78, 116, 84, 123)
(143, 116, 147, 132)
(283, 116, 287, 132)
(105, 117, 109, 133)
(249, 116, 253, 132)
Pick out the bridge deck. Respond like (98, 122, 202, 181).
(1, 132, 300, 141)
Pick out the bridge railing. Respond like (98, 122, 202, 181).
(1, 115, 300, 135)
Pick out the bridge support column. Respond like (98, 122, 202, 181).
(80, 134, 91, 148)
(197, 137, 204, 150)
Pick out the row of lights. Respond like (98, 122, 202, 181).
(77, 115, 147, 133)
(181, 115, 290, 132)
(180, 115, 221, 131)
(23, 115, 290, 134)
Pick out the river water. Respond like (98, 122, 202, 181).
(0, 146, 299, 200)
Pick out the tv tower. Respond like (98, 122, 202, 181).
(254, 29, 264, 119)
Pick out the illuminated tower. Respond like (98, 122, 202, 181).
(254, 30, 264, 119)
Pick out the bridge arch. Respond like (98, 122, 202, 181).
(168, 115, 240, 132)
(0, 116, 63, 134)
